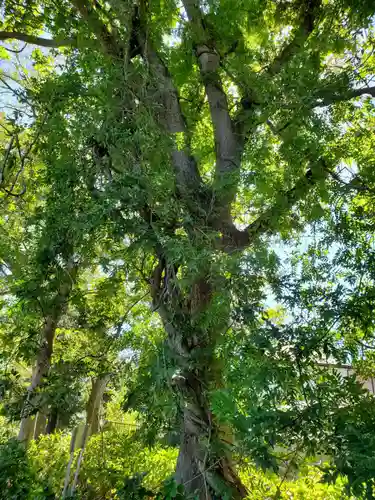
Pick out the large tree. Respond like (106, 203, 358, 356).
(2, 0, 375, 497)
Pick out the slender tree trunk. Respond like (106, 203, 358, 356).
(62, 427, 78, 498)
(70, 423, 90, 496)
(18, 319, 56, 441)
(46, 407, 59, 434)
(86, 374, 110, 436)
(18, 262, 78, 441)
(33, 411, 47, 439)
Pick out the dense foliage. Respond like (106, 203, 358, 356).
(1, 0, 375, 498)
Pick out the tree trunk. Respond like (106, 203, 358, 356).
(62, 427, 78, 498)
(17, 415, 35, 443)
(172, 366, 247, 499)
(86, 374, 110, 436)
(18, 321, 55, 441)
(153, 270, 247, 499)
(70, 423, 90, 496)
(46, 407, 59, 434)
(33, 411, 47, 439)
(18, 262, 78, 441)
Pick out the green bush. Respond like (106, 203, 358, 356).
(0, 423, 360, 499)
(0, 438, 49, 500)
(78, 426, 177, 498)
(240, 462, 354, 500)
(28, 432, 72, 495)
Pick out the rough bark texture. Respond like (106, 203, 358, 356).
(150, 254, 247, 498)
(174, 367, 247, 499)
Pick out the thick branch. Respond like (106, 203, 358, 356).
(313, 85, 375, 107)
(0, 31, 74, 48)
(71, 0, 122, 56)
(266, 0, 322, 77)
(133, 10, 203, 201)
(182, 0, 242, 209)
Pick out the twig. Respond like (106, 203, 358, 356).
(182, 458, 221, 487)
(0, 135, 15, 184)
(115, 291, 149, 336)
(3, 43, 27, 54)
(274, 445, 301, 499)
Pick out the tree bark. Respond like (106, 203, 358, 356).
(152, 264, 247, 499)
(17, 415, 35, 443)
(33, 411, 47, 439)
(86, 374, 110, 436)
(18, 262, 78, 441)
(46, 407, 59, 434)
(174, 368, 247, 499)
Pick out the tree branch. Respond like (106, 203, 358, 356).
(225, 162, 328, 251)
(223, 117, 333, 250)
(133, 7, 204, 203)
(312, 85, 375, 107)
(0, 31, 74, 48)
(266, 0, 322, 77)
(182, 0, 242, 210)
(71, 0, 122, 56)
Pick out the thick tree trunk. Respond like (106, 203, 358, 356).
(173, 368, 247, 499)
(17, 415, 35, 443)
(153, 270, 247, 499)
(33, 411, 47, 439)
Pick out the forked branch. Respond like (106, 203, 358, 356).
(71, 0, 123, 55)
(132, 7, 204, 202)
